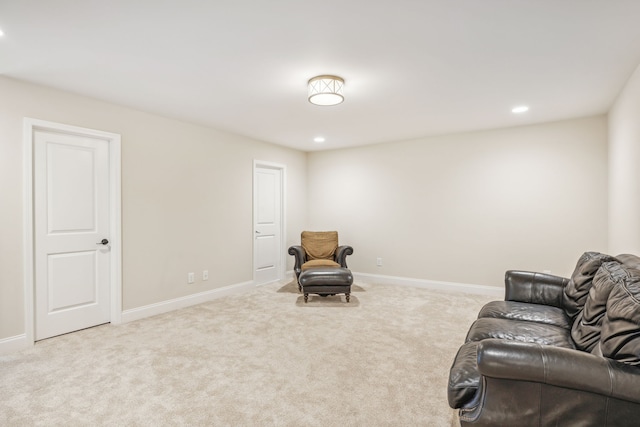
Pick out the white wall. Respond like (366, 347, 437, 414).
(608, 64, 640, 254)
(0, 76, 307, 340)
(307, 116, 609, 286)
(0, 73, 620, 341)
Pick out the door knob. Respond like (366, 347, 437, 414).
(96, 239, 109, 245)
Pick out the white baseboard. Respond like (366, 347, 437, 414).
(0, 334, 30, 355)
(121, 280, 256, 323)
(1, 273, 499, 354)
(353, 272, 503, 297)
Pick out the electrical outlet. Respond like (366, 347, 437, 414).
(376, 257, 383, 267)
(188, 272, 195, 284)
(203, 270, 209, 280)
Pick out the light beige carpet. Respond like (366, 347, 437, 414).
(0, 280, 493, 426)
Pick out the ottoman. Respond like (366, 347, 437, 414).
(298, 267, 353, 303)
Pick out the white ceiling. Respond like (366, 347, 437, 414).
(2, 1, 640, 152)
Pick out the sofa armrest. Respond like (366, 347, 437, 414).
(504, 270, 569, 308)
(477, 339, 640, 404)
(288, 245, 306, 278)
(335, 245, 353, 268)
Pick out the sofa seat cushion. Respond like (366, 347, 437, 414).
(465, 318, 576, 349)
(572, 262, 639, 352)
(448, 341, 480, 409)
(563, 252, 619, 320)
(600, 275, 640, 365)
(478, 301, 571, 329)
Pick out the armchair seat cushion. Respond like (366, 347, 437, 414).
(301, 259, 341, 271)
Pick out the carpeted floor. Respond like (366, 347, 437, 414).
(0, 280, 494, 426)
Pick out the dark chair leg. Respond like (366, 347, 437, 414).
(346, 293, 350, 303)
(304, 293, 308, 303)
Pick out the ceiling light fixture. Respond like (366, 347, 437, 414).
(313, 136, 325, 143)
(308, 75, 344, 106)
(512, 105, 529, 113)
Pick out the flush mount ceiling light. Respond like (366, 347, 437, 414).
(512, 105, 529, 113)
(308, 75, 344, 106)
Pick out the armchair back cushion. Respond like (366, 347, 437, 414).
(301, 231, 338, 261)
(600, 275, 640, 365)
(563, 252, 618, 319)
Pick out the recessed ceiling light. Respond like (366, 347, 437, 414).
(0, 28, 4, 37)
(512, 105, 529, 113)
(313, 136, 325, 143)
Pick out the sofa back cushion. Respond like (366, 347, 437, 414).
(614, 253, 640, 270)
(563, 252, 618, 319)
(600, 275, 640, 365)
(571, 262, 634, 351)
(301, 231, 338, 261)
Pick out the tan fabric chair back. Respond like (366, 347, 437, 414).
(301, 231, 338, 261)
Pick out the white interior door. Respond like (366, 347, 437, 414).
(253, 164, 283, 285)
(34, 130, 111, 340)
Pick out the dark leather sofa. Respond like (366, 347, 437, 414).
(448, 252, 640, 426)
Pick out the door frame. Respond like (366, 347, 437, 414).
(253, 160, 286, 285)
(23, 118, 122, 345)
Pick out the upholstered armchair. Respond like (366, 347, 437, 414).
(288, 231, 353, 282)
